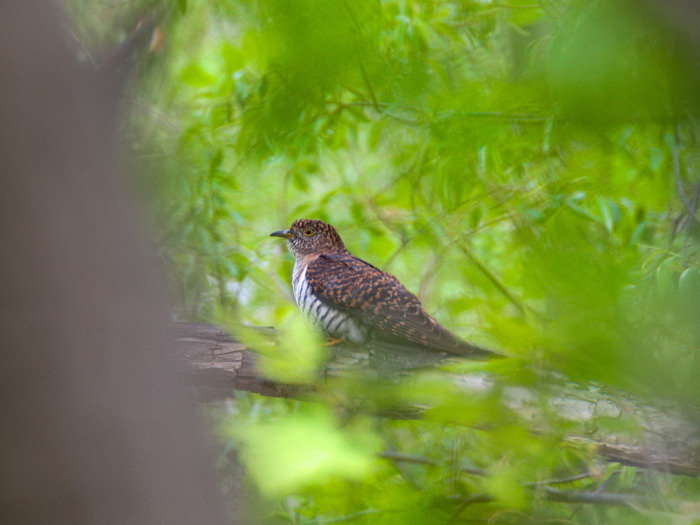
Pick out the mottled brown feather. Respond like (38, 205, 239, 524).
(305, 253, 490, 356)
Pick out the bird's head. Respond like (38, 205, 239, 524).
(270, 219, 346, 259)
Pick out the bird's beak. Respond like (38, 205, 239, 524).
(270, 229, 293, 239)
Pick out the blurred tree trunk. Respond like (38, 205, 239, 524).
(0, 2, 232, 524)
(643, 0, 700, 60)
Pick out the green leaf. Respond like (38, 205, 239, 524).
(180, 63, 216, 87)
(485, 464, 528, 510)
(232, 408, 379, 496)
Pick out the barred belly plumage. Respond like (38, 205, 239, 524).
(292, 263, 367, 343)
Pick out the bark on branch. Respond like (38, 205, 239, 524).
(174, 322, 700, 477)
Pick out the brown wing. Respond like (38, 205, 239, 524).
(305, 253, 491, 356)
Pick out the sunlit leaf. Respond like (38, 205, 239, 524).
(231, 407, 380, 496)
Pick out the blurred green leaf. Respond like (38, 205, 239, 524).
(231, 407, 380, 496)
(486, 464, 529, 510)
(180, 63, 216, 87)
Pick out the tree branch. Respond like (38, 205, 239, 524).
(174, 322, 700, 477)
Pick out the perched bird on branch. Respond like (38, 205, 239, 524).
(271, 219, 494, 357)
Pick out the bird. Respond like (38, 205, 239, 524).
(270, 219, 493, 357)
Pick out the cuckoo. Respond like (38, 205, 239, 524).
(271, 219, 493, 357)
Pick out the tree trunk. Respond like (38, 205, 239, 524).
(0, 3, 231, 524)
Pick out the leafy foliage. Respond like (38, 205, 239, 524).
(68, 0, 700, 523)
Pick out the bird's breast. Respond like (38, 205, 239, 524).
(292, 260, 367, 344)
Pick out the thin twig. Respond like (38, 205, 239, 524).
(378, 451, 436, 465)
(340, 0, 380, 112)
(491, 3, 540, 8)
(450, 488, 642, 508)
(541, 487, 638, 507)
(672, 121, 700, 227)
(307, 508, 387, 524)
(458, 245, 529, 316)
(527, 471, 599, 487)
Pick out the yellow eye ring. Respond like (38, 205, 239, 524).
(302, 228, 315, 237)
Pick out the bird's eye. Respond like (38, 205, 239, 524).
(302, 228, 315, 237)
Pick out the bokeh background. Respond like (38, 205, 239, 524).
(64, 1, 700, 523)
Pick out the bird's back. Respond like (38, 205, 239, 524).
(305, 252, 492, 357)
